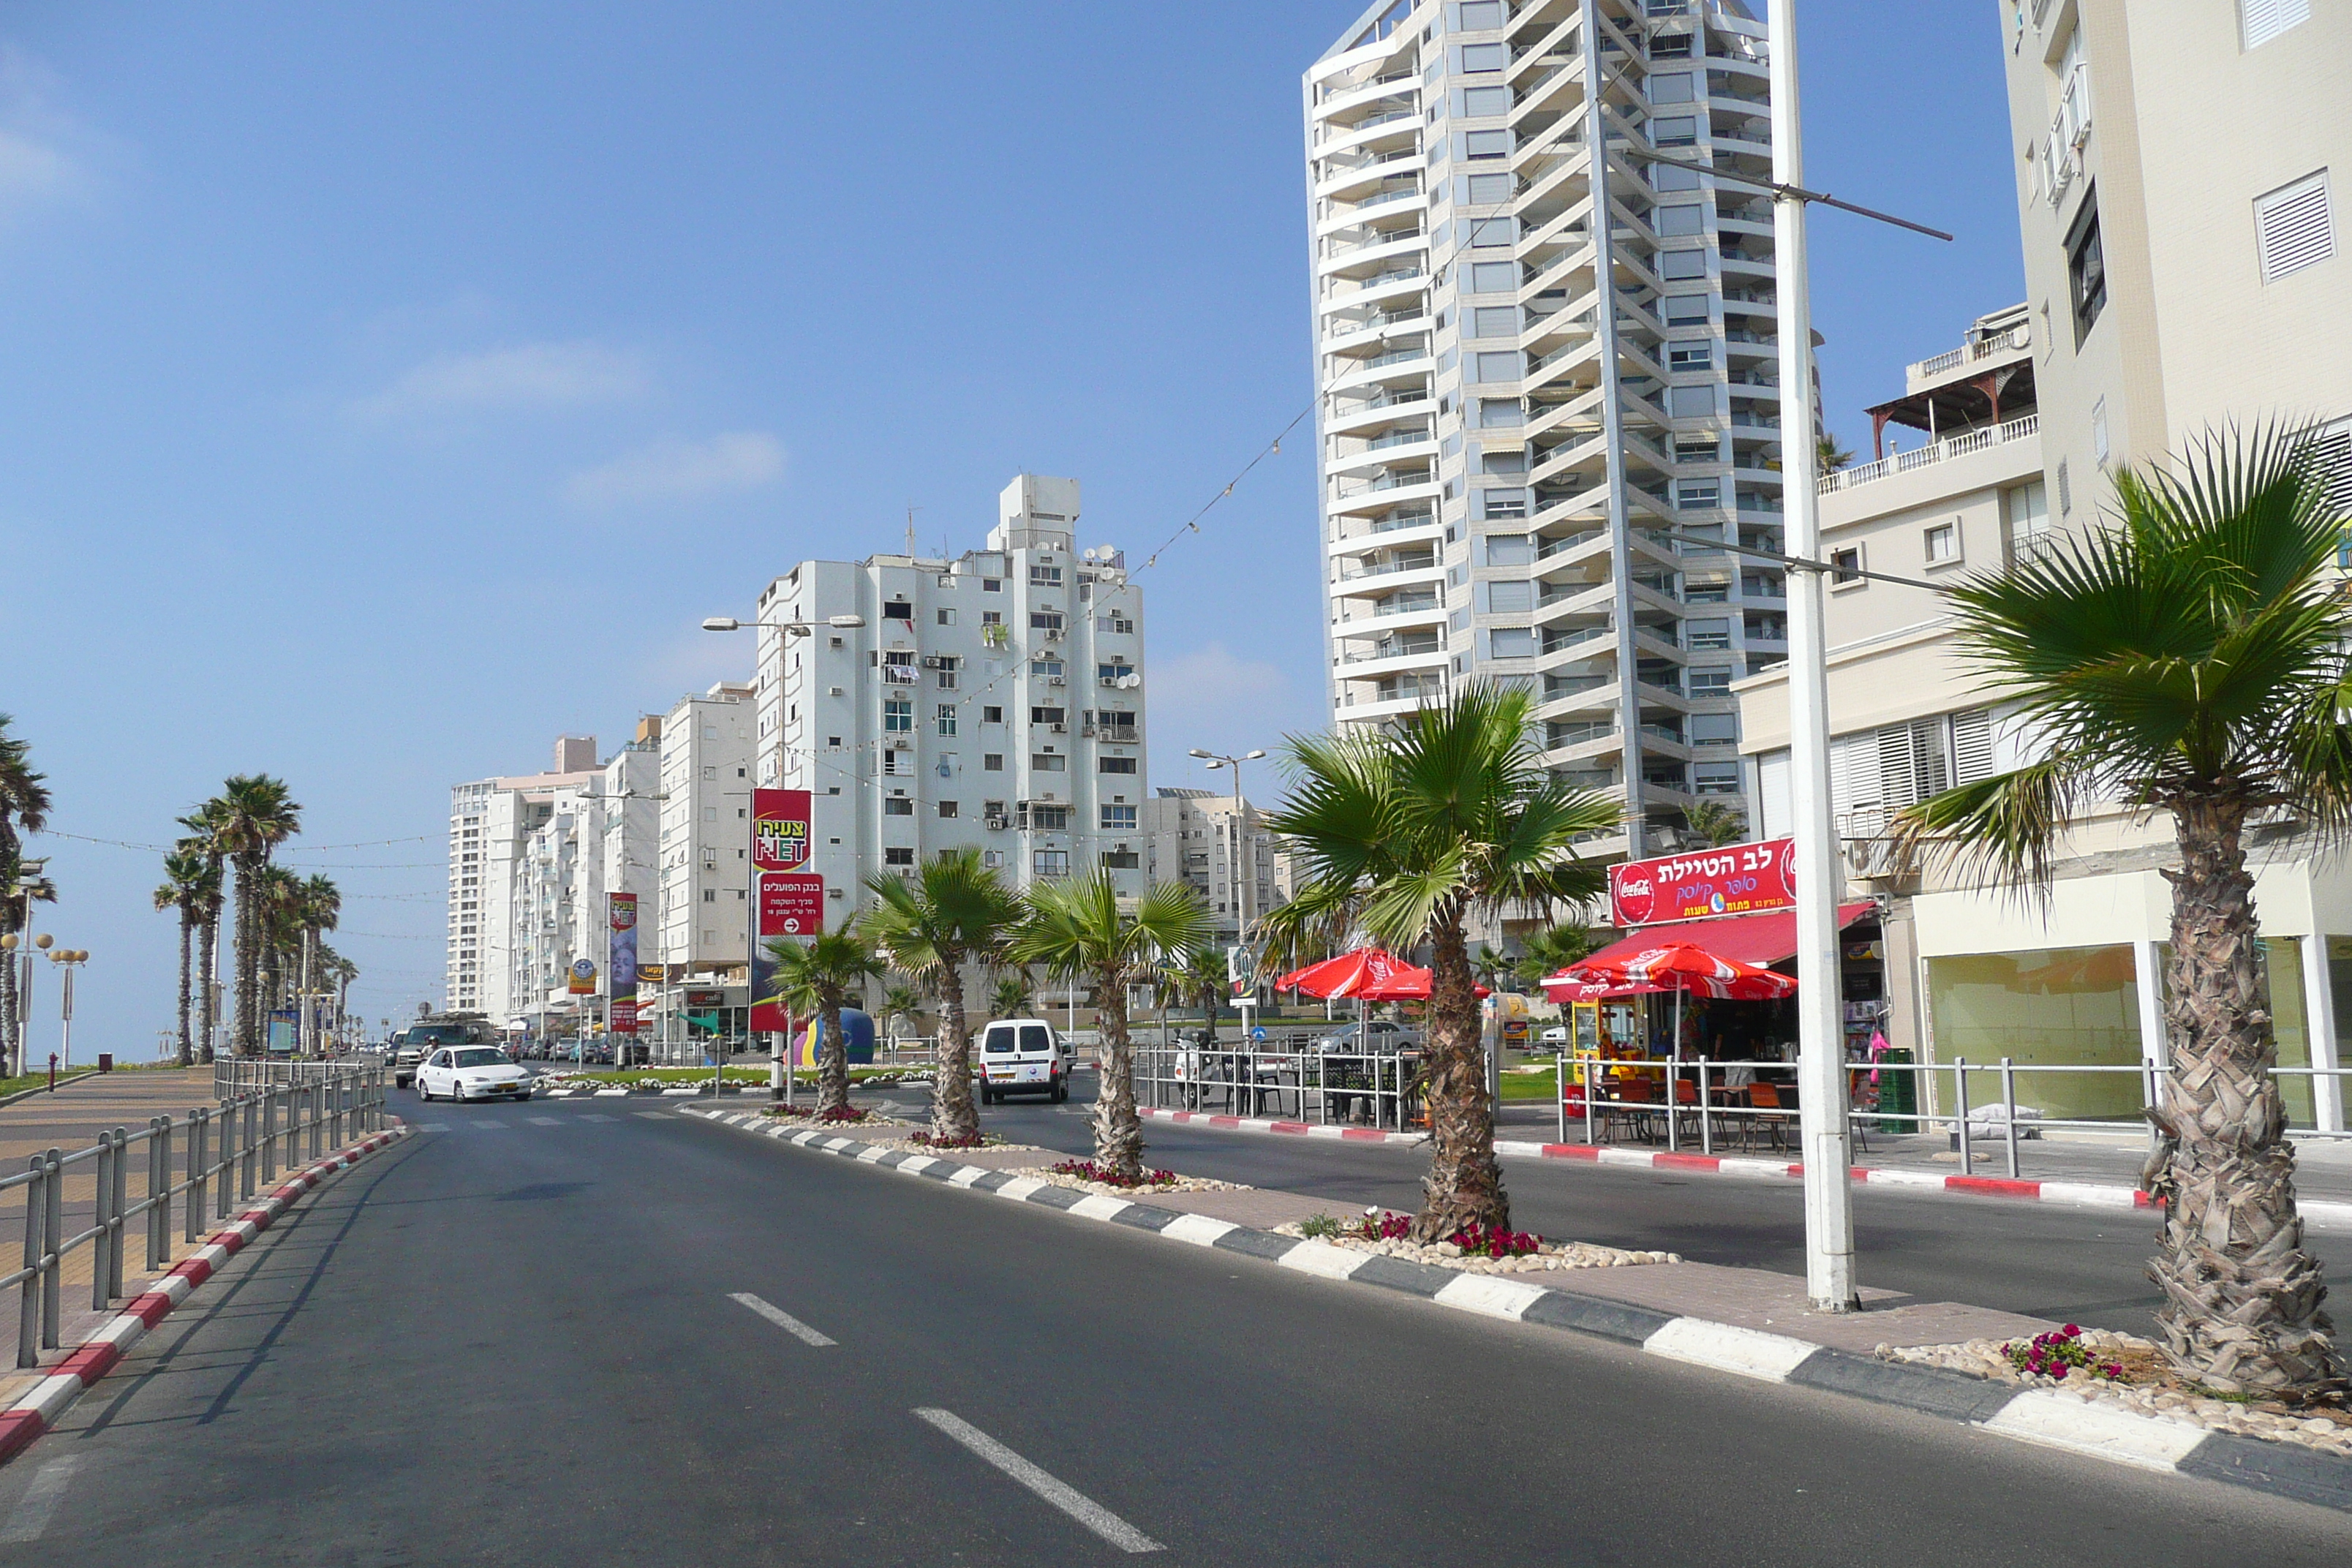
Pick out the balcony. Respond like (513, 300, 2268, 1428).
(1819, 412, 2039, 494)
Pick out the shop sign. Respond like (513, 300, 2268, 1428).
(1610, 837, 1797, 926)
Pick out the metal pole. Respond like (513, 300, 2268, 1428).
(1700, 1055, 1713, 1156)
(149, 1117, 169, 1270)
(1770, 0, 1857, 1312)
(110, 1126, 128, 1297)
(1954, 1057, 1973, 1177)
(19, 1155, 42, 1368)
(1556, 1051, 1567, 1145)
(2001, 1056, 2021, 1180)
(41, 1149, 61, 1349)
(189, 1108, 207, 1242)
(1583, 1055, 1597, 1145)
(92, 1134, 113, 1309)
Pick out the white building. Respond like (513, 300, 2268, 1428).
(657, 683, 755, 979)
(1147, 788, 1278, 948)
(752, 475, 1149, 917)
(445, 736, 598, 1021)
(1305, 0, 1787, 859)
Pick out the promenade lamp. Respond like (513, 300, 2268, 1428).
(2, 929, 53, 1078)
(1187, 748, 1269, 1018)
(47, 946, 88, 1071)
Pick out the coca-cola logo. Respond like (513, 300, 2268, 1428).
(1776, 839, 1797, 900)
(1613, 869, 1656, 925)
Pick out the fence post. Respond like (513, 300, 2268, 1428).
(189, 1108, 207, 1242)
(110, 1126, 129, 1299)
(1583, 1056, 1597, 1145)
(261, 1090, 277, 1185)
(2000, 1057, 2021, 1180)
(149, 1116, 170, 1272)
(42, 1149, 61, 1349)
(1953, 1058, 1973, 1177)
(91, 1134, 114, 1310)
(19, 1155, 44, 1368)
(1699, 1057, 1712, 1156)
(1556, 1052, 1567, 1145)
(241, 1094, 257, 1201)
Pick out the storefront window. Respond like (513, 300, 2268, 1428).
(1925, 945, 2141, 1121)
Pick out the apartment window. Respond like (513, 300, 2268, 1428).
(935, 660, 960, 690)
(982, 578, 1001, 592)
(1667, 385, 1717, 418)
(1097, 660, 1135, 684)
(1676, 479, 1721, 509)
(2057, 458, 2073, 516)
(1469, 260, 1516, 292)
(1655, 204, 1705, 237)
(700, 765, 717, 780)
(1030, 705, 1066, 725)
(702, 807, 717, 823)
(1099, 613, 1135, 634)
(1691, 714, 1739, 746)
(1030, 611, 1064, 633)
(1099, 755, 1138, 774)
(1471, 306, 1519, 338)
(1033, 850, 1071, 878)
(1101, 804, 1139, 830)
(1648, 71, 1695, 104)
(2242, 0, 2311, 50)
(1479, 397, 1523, 428)
(1831, 545, 1866, 586)
(2065, 194, 2107, 343)
(1925, 521, 1961, 565)
(1032, 753, 1068, 772)
(1459, 41, 1506, 72)
(1480, 489, 1529, 520)
(1472, 350, 1522, 383)
(1460, 0, 1503, 24)
(938, 800, 959, 819)
(1676, 437, 1723, 464)
(885, 847, 915, 867)
(1465, 129, 1509, 160)
(1467, 216, 1515, 248)
(1462, 85, 1509, 117)
(935, 607, 956, 626)
(984, 753, 1004, 771)
(1652, 161, 1702, 192)
(702, 889, 716, 903)
(1659, 250, 1708, 280)
(1029, 804, 1071, 831)
(1662, 294, 1710, 325)
(1693, 763, 1742, 795)
(1489, 627, 1536, 659)
(884, 796, 913, 816)
(1667, 343, 1714, 371)
(883, 698, 913, 732)
(1651, 117, 1697, 147)
(1688, 666, 1733, 693)
(983, 705, 1003, 723)
(2255, 170, 2335, 282)
(827, 736, 842, 748)
(1485, 579, 1533, 613)
(936, 704, 958, 736)
(882, 599, 914, 622)
(1466, 172, 1514, 206)
(1686, 619, 1732, 650)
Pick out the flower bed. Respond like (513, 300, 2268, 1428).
(1014, 1161, 1245, 1200)
(1047, 1158, 1177, 1189)
(1881, 1330, 2352, 1456)
(1275, 1209, 1674, 1275)
(761, 1103, 915, 1128)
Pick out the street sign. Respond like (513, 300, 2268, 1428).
(568, 957, 597, 996)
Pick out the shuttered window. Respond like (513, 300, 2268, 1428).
(2241, 0, 2310, 50)
(1952, 709, 1997, 785)
(2255, 171, 2335, 282)
(2311, 418, 2351, 522)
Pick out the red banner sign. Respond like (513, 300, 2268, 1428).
(752, 787, 813, 872)
(1609, 837, 1797, 927)
(750, 788, 820, 1033)
(759, 872, 826, 939)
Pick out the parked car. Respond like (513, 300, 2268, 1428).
(1312, 1019, 1422, 1055)
(976, 1019, 1070, 1104)
(1539, 1025, 1570, 1046)
(415, 1045, 532, 1102)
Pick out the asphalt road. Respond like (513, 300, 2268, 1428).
(1, 1090, 2346, 1564)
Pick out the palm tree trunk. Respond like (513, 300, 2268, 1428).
(932, 955, 979, 1141)
(1091, 968, 1144, 1180)
(198, 903, 219, 1064)
(231, 858, 257, 1058)
(176, 910, 195, 1067)
(818, 995, 851, 1114)
(0, 915, 15, 1077)
(2146, 791, 2340, 1395)
(1416, 909, 1509, 1238)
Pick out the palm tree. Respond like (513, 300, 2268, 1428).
(1511, 924, 1602, 990)
(1265, 682, 1618, 1237)
(154, 847, 217, 1067)
(251, 862, 304, 1034)
(1893, 426, 2352, 1398)
(764, 919, 886, 1115)
(211, 776, 301, 1058)
(177, 802, 230, 1063)
(1009, 872, 1209, 1181)
(878, 982, 925, 1046)
(1162, 945, 1229, 1044)
(1817, 431, 1855, 474)
(0, 715, 52, 1076)
(297, 874, 341, 1056)
(858, 850, 1023, 1141)
(1, 876, 56, 1078)
(991, 972, 1036, 1020)
(1682, 799, 1748, 848)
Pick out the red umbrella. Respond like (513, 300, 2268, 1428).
(1553, 941, 1797, 1001)
(1274, 948, 1487, 1002)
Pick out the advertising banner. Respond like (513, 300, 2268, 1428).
(1608, 837, 1797, 927)
(608, 892, 639, 1034)
(567, 957, 597, 996)
(750, 788, 817, 1033)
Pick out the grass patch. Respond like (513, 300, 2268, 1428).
(1497, 1066, 1559, 1101)
(0, 1068, 99, 1098)
(549, 1065, 930, 1086)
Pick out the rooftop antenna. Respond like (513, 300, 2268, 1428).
(905, 503, 920, 557)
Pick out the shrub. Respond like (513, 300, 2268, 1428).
(2002, 1324, 2122, 1382)
(910, 1129, 991, 1150)
(815, 1104, 869, 1125)
(1448, 1221, 1542, 1259)
(1300, 1213, 1343, 1240)
(1354, 1210, 1413, 1242)
(1049, 1158, 1175, 1189)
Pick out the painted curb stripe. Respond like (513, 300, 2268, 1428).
(1982, 1390, 2208, 1471)
(1642, 1318, 1819, 1383)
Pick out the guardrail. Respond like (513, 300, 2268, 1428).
(1550, 1055, 2352, 1182)
(1, 1062, 386, 1368)
(1135, 1040, 1425, 1131)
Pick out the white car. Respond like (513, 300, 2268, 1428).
(1539, 1025, 1570, 1046)
(416, 1045, 532, 1103)
(976, 1019, 1070, 1104)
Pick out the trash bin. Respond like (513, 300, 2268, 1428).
(1874, 1047, 1912, 1133)
(97, 1053, 114, 1073)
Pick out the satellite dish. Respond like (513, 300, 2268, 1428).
(1117, 674, 1142, 689)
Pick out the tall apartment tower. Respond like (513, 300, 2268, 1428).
(2004, 0, 2349, 517)
(445, 738, 601, 1019)
(657, 683, 755, 979)
(752, 475, 1149, 918)
(1306, 0, 1783, 857)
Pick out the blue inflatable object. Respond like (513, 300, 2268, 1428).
(787, 1006, 876, 1067)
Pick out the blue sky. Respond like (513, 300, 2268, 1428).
(0, 1, 2021, 1049)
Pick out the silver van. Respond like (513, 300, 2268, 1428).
(977, 1018, 1070, 1104)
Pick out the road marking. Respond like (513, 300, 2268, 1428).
(912, 1409, 1163, 1554)
(1641, 1318, 1818, 1383)
(581, 1113, 617, 1123)
(472, 1119, 508, 1130)
(527, 1117, 562, 1126)
(632, 1112, 673, 1120)
(728, 1292, 837, 1346)
(1983, 1390, 2206, 1470)
(0, 1455, 82, 1543)
(415, 1123, 449, 1133)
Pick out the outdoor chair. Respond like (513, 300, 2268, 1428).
(1604, 1075, 1659, 1144)
(1748, 1081, 1793, 1151)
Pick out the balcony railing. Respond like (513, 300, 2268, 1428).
(1910, 323, 2031, 382)
(1819, 412, 2040, 494)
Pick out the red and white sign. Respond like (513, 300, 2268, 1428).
(1609, 837, 1796, 927)
(759, 872, 825, 939)
(750, 788, 821, 1034)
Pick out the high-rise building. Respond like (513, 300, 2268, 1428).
(657, 683, 755, 979)
(1305, 0, 1783, 858)
(445, 738, 600, 1020)
(1146, 788, 1278, 948)
(752, 475, 1149, 915)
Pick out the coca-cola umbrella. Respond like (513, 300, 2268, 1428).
(1545, 942, 1795, 1066)
(1274, 948, 1490, 1004)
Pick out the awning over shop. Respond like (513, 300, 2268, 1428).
(1575, 901, 1878, 973)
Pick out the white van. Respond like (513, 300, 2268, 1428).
(976, 1018, 1070, 1104)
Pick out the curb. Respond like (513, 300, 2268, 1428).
(0, 1121, 412, 1469)
(1131, 1107, 2264, 1220)
(682, 1105, 2352, 1518)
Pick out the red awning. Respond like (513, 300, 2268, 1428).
(1576, 901, 1877, 973)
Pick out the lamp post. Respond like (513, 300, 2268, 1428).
(705, 612, 865, 1100)
(1188, 747, 1267, 1033)
(48, 947, 88, 1071)
(2, 929, 53, 1079)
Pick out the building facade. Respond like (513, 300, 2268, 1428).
(1146, 787, 1278, 948)
(445, 736, 598, 1022)
(752, 475, 1149, 917)
(657, 683, 756, 980)
(1305, 0, 1787, 859)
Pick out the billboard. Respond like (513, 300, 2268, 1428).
(608, 892, 639, 1034)
(1608, 837, 1798, 927)
(750, 788, 821, 1033)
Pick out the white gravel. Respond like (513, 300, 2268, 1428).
(1268, 1223, 1674, 1273)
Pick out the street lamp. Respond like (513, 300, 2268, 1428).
(701, 614, 867, 636)
(2, 927, 52, 1079)
(1188, 748, 1269, 1023)
(46, 947, 87, 1071)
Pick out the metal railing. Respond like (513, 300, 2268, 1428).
(1135, 1040, 1425, 1132)
(2, 1062, 387, 1368)
(1548, 1054, 2352, 1183)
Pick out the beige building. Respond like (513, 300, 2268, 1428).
(1146, 788, 1278, 949)
(1735, 0, 2352, 1134)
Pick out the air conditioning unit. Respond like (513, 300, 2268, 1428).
(1044, 627, 1065, 641)
(1843, 837, 1899, 880)
(984, 813, 1009, 831)
(1049, 722, 1067, 734)
(884, 736, 914, 751)
(921, 655, 949, 668)
(1048, 675, 1067, 687)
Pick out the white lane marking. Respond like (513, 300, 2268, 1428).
(632, 1112, 674, 1120)
(0, 1455, 82, 1543)
(912, 1408, 1163, 1554)
(1640, 1318, 1818, 1383)
(1159, 1214, 1236, 1248)
(727, 1292, 837, 1347)
(1981, 1390, 2206, 1470)
(472, 1119, 508, 1130)
(593, 1088, 631, 1098)
(581, 1113, 617, 1123)
(1277, 1240, 1371, 1281)
(527, 1117, 562, 1127)
(414, 1123, 450, 1134)
(1433, 1274, 1549, 1322)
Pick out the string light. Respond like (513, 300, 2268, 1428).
(1137, 404, 1311, 573)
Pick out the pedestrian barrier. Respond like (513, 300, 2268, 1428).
(0, 1061, 387, 1368)
(1135, 1040, 1425, 1131)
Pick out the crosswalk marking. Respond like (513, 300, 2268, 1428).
(581, 1113, 617, 1123)
(472, 1119, 508, 1130)
(528, 1117, 562, 1126)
